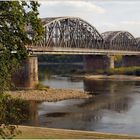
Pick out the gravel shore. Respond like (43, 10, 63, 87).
(85, 74, 140, 81)
(7, 88, 92, 102)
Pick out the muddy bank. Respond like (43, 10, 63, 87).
(85, 75, 140, 81)
(7, 88, 92, 102)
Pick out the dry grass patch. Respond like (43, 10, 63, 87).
(15, 126, 140, 139)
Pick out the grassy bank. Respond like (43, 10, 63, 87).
(97, 66, 140, 76)
(15, 126, 140, 139)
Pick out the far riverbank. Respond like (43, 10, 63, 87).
(8, 74, 140, 102)
(85, 74, 140, 81)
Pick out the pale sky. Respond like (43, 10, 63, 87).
(39, 0, 140, 37)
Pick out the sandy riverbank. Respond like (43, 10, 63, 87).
(8, 75, 140, 102)
(85, 74, 140, 81)
(7, 88, 92, 102)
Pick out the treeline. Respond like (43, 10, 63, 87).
(96, 67, 140, 76)
(38, 55, 83, 63)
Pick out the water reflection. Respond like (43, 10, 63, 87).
(3, 63, 140, 135)
(4, 62, 140, 135)
(39, 64, 83, 81)
(20, 78, 140, 135)
(20, 64, 139, 135)
(84, 79, 135, 95)
(27, 101, 39, 126)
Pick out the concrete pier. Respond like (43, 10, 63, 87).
(13, 55, 38, 89)
(84, 55, 114, 72)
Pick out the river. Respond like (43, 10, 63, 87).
(25, 64, 140, 135)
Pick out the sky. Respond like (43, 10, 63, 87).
(38, 0, 140, 37)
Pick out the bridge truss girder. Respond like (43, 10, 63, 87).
(102, 31, 139, 51)
(33, 17, 104, 49)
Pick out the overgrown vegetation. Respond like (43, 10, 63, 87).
(0, 94, 30, 139)
(0, 94, 29, 125)
(0, 1, 44, 138)
(97, 67, 140, 76)
(35, 83, 50, 90)
(0, 1, 44, 91)
(0, 125, 21, 139)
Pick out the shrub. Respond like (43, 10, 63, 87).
(96, 67, 140, 76)
(35, 83, 50, 90)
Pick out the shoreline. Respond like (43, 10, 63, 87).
(6, 76, 140, 138)
(8, 74, 140, 102)
(8, 88, 92, 102)
(85, 74, 140, 81)
(15, 125, 140, 139)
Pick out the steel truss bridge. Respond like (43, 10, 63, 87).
(27, 17, 140, 55)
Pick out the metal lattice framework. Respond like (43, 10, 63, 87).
(27, 17, 140, 55)
(33, 17, 104, 49)
(101, 31, 139, 51)
(136, 38, 140, 48)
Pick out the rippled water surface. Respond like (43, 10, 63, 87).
(24, 64, 140, 135)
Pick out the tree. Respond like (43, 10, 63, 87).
(0, 1, 44, 91)
(0, 1, 44, 138)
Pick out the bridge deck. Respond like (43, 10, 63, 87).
(28, 46, 140, 55)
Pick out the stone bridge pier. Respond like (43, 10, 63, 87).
(122, 55, 140, 67)
(13, 55, 38, 89)
(84, 55, 114, 72)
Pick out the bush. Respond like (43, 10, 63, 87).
(35, 83, 50, 90)
(0, 93, 29, 138)
(96, 66, 140, 76)
(0, 124, 21, 139)
(0, 94, 29, 125)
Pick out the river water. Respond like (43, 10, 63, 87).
(26, 64, 140, 135)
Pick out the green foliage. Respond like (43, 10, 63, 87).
(35, 83, 50, 90)
(0, 124, 21, 139)
(0, 1, 44, 138)
(0, 1, 44, 92)
(0, 94, 30, 125)
(0, 52, 20, 92)
(114, 55, 122, 62)
(97, 67, 140, 76)
(0, 93, 30, 139)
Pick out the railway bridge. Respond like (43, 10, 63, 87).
(14, 17, 140, 89)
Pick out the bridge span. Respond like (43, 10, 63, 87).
(14, 17, 140, 89)
(28, 47, 140, 55)
(27, 17, 140, 55)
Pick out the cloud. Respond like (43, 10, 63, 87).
(94, 20, 140, 37)
(121, 21, 140, 26)
(38, 0, 140, 37)
(66, 1, 105, 13)
(39, 1, 106, 15)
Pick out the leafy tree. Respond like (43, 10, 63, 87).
(0, 1, 44, 138)
(0, 1, 44, 91)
